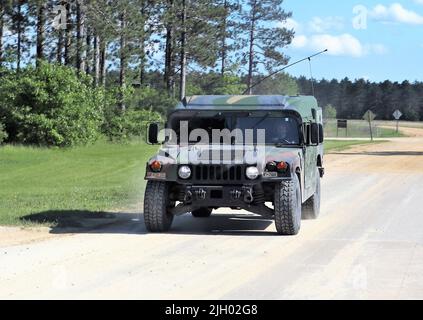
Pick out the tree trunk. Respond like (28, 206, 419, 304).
(221, 0, 228, 77)
(247, 0, 257, 95)
(76, 0, 86, 73)
(100, 39, 106, 87)
(139, 2, 146, 86)
(93, 35, 100, 86)
(164, 0, 175, 96)
(16, 2, 23, 71)
(179, 0, 188, 101)
(139, 41, 145, 86)
(36, 2, 46, 68)
(85, 27, 91, 74)
(57, 30, 63, 64)
(119, 11, 127, 111)
(0, 5, 4, 68)
(64, 1, 72, 66)
(164, 26, 174, 95)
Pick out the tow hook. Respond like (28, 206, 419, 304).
(184, 190, 193, 204)
(244, 188, 254, 204)
(195, 189, 207, 200)
(231, 189, 242, 200)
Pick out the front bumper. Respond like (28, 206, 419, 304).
(170, 184, 277, 217)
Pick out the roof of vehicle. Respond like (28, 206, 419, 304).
(175, 95, 320, 121)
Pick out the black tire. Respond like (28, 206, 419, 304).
(192, 208, 212, 218)
(144, 181, 174, 232)
(302, 168, 321, 220)
(274, 174, 302, 236)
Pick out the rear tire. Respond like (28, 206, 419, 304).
(274, 175, 302, 236)
(192, 208, 212, 218)
(144, 181, 174, 232)
(302, 168, 321, 220)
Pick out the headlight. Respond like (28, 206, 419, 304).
(246, 166, 259, 180)
(178, 166, 192, 179)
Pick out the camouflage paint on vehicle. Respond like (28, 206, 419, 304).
(147, 95, 324, 203)
(176, 95, 319, 121)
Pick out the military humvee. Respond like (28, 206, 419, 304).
(144, 95, 324, 235)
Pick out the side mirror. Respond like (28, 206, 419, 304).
(147, 123, 159, 145)
(319, 124, 324, 144)
(310, 123, 319, 145)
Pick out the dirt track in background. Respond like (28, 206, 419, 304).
(1, 127, 423, 299)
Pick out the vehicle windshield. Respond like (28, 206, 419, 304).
(234, 116, 300, 145)
(168, 112, 301, 146)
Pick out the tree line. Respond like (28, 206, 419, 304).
(0, 0, 294, 104)
(0, 0, 422, 148)
(297, 77, 423, 121)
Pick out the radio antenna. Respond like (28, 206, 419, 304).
(308, 57, 315, 96)
(243, 49, 328, 95)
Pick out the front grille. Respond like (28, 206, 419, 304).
(193, 165, 245, 183)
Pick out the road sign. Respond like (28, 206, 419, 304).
(393, 110, 403, 120)
(363, 110, 376, 122)
(393, 109, 403, 133)
(363, 110, 376, 141)
(337, 120, 348, 137)
(337, 120, 348, 129)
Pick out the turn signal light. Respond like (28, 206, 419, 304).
(277, 161, 288, 172)
(150, 160, 162, 172)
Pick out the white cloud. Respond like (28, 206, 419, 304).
(309, 16, 344, 33)
(414, 0, 423, 5)
(292, 35, 307, 48)
(291, 33, 387, 58)
(278, 18, 301, 33)
(370, 3, 423, 25)
(368, 43, 388, 55)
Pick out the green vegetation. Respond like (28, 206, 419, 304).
(323, 104, 337, 119)
(0, 122, 7, 144)
(0, 63, 106, 146)
(0, 142, 157, 226)
(324, 140, 385, 153)
(299, 78, 423, 122)
(0, 63, 162, 146)
(324, 120, 404, 138)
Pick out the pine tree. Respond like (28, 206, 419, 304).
(239, 0, 294, 94)
(35, 0, 47, 67)
(76, 0, 86, 73)
(0, 1, 8, 67)
(8, 0, 31, 71)
(217, 0, 239, 77)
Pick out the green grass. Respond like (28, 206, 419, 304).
(324, 140, 385, 153)
(0, 141, 157, 226)
(324, 120, 404, 138)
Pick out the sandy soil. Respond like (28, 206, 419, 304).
(1, 126, 423, 299)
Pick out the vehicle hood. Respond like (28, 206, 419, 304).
(150, 145, 301, 168)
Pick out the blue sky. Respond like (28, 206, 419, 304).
(280, 0, 423, 82)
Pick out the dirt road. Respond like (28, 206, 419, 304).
(1, 128, 423, 300)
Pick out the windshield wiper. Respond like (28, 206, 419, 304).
(275, 139, 297, 147)
(251, 113, 270, 130)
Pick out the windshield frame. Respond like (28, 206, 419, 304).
(166, 110, 304, 147)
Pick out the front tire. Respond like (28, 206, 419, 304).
(274, 175, 302, 236)
(144, 181, 174, 232)
(302, 168, 321, 220)
(192, 208, 212, 218)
